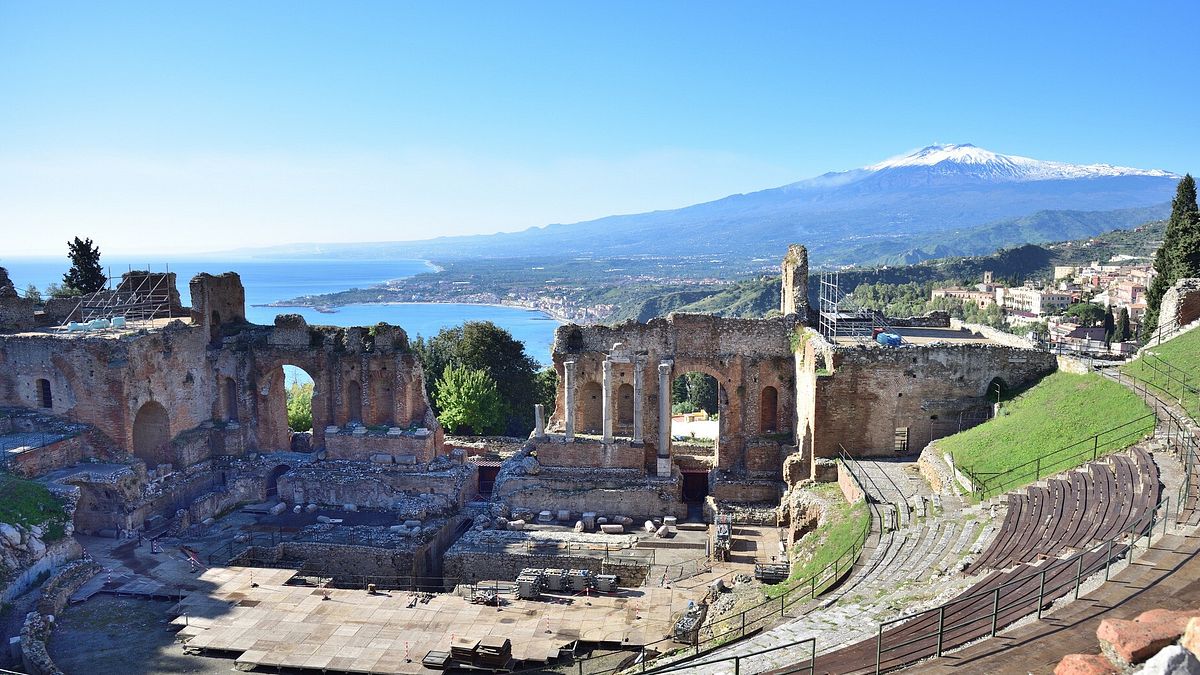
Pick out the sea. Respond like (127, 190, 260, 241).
(0, 257, 562, 374)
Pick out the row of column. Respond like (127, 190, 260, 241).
(560, 357, 672, 477)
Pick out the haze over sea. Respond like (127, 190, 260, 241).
(0, 256, 560, 366)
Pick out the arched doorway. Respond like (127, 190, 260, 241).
(617, 382, 634, 430)
(36, 379, 52, 409)
(222, 377, 238, 421)
(266, 464, 290, 499)
(346, 380, 362, 423)
(579, 381, 602, 434)
(671, 371, 719, 443)
(132, 401, 171, 467)
(760, 386, 779, 433)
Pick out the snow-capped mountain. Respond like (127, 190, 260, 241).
(864, 143, 1175, 182)
(248, 144, 1180, 268)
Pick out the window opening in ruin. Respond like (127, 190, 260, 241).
(566, 328, 583, 352)
(682, 470, 709, 503)
(283, 365, 315, 434)
(579, 381, 603, 434)
(266, 464, 289, 499)
(347, 379, 362, 422)
(222, 377, 238, 421)
(36, 378, 52, 408)
(132, 400, 170, 467)
(671, 371, 720, 447)
(760, 386, 778, 433)
(210, 310, 221, 341)
(617, 382, 634, 428)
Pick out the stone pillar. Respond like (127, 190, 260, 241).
(533, 403, 545, 438)
(657, 361, 673, 477)
(632, 357, 645, 445)
(563, 361, 576, 442)
(602, 359, 613, 444)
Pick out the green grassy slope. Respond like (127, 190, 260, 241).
(0, 473, 68, 541)
(941, 373, 1153, 495)
(1122, 326, 1200, 422)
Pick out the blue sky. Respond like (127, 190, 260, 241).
(2, 1, 1197, 255)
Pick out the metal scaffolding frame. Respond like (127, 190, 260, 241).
(817, 271, 892, 342)
(61, 265, 177, 328)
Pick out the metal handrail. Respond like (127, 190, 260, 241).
(838, 446, 906, 528)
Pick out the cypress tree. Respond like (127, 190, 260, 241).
(1144, 175, 1200, 338)
(62, 237, 107, 294)
(1117, 307, 1131, 342)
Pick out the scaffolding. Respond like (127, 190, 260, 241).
(61, 265, 178, 330)
(817, 272, 893, 342)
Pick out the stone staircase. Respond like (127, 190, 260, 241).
(676, 459, 999, 674)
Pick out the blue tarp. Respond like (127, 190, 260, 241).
(876, 332, 902, 347)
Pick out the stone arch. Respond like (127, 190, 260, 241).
(36, 378, 52, 409)
(132, 401, 171, 467)
(346, 379, 362, 422)
(760, 385, 779, 433)
(579, 381, 603, 434)
(255, 362, 322, 453)
(266, 464, 290, 499)
(617, 382, 634, 427)
(985, 376, 1007, 403)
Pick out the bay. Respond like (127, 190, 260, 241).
(0, 257, 561, 367)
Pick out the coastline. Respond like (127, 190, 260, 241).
(256, 299, 575, 324)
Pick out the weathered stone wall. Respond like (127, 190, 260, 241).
(548, 313, 797, 473)
(536, 438, 646, 470)
(323, 428, 441, 464)
(494, 468, 686, 518)
(443, 550, 649, 588)
(808, 342, 1056, 463)
(0, 267, 36, 333)
(780, 244, 809, 319)
(277, 461, 477, 510)
(1158, 278, 1200, 334)
(19, 559, 99, 675)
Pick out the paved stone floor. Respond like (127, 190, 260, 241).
(173, 566, 698, 674)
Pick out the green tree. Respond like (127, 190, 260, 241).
(413, 321, 539, 436)
(434, 364, 504, 435)
(672, 372, 718, 415)
(1064, 302, 1106, 327)
(533, 368, 558, 419)
(1116, 307, 1131, 342)
(1145, 175, 1200, 337)
(1103, 305, 1116, 345)
(45, 282, 74, 299)
(286, 382, 313, 432)
(62, 237, 106, 295)
(23, 284, 42, 303)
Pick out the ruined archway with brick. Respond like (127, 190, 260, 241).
(132, 400, 171, 468)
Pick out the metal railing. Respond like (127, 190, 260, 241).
(1122, 350, 1200, 422)
(962, 413, 1157, 501)
(872, 494, 1172, 673)
(838, 446, 904, 530)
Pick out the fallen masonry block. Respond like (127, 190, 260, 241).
(1053, 654, 1117, 675)
(269, 503, 287, 516)
(1098, 609, 1199, 666)
(537, 511, 554, 523)
(508, 519, 526, 531)
(601, 524, 624, 534)
(644, 520, 656, 533)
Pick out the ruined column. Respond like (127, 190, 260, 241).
(602, 359, 613, 444)
(657, 361, 673, 477)
(533, 403, 546, 438)
(632, 357, 645, 445)
(563, 360, 576, 442)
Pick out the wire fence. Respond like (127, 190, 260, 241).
(960, 413, 1157, 501)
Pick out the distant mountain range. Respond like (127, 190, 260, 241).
(232, 144, 1179, 269)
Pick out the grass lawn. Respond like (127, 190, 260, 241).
(1123, 327, 1200, 422)
(0, 472, 68, 541)
(941, 372, 1153, 498)
(765, 482, 870, 599)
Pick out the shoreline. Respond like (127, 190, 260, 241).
(255, 299, 575, 324)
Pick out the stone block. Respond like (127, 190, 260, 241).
(403, 520, 421, 528)
(306, 504, 317, 513)
(508, 519, 526, 531)
(663, 516, 678, 528)
(537, 511, 553, 523)
(1183, 617, 1200, 658)
(343, 503, 358, 512)
(370, 453, 393, 464)
(269, 503, 287, 516)
(574, 521, 584, 532)
(601, 524, 624, 534)
(1054, 654, 1117, 675)
(582, 512, 597, 530)
(317, 515, 332, 524)
(397, 454, 417, 465)
(1098, 609, 1198, 666)
(557, 509, 571, 522)
(325, 426, 340, 434)
(644, 520, 656, 533)
(656, 525, 670, 538)
(387, 427, 403, 436)
(1140, 645, 1200, 675)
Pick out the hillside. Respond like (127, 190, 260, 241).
(227, 144, 1179, 271)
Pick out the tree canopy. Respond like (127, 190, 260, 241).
(672, 372, 718, 415)
(1144, 175, 1200, 337)
(434, 364, 505, 435)
(286, 381, 313, 432)
(1064, 302, 1106, 327)
(62, 237, 106, 295)
(413, 321, 540, 436)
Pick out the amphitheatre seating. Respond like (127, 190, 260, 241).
(803, 448, 1163, 675)
(965, 448, 1159, 575)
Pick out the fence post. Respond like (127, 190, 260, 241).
(991, 586, 1000, 637)
(811, 638, 817, 675)
(734, 655, 740, 675)
(1074, 555, 1083, 600)
(1036, 568, 1046, 619)
(936, 606, 945, 657)
(742, 611, 746, 637)
(1093, 435, 1099, 461)
(875, 623, 883, 675)
(1105, 539, 1113, 581)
